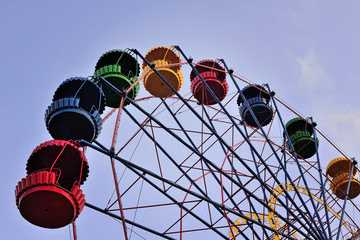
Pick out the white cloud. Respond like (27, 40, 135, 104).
(291, 48, 335, 118)
(296, 48, 329, 90)
(294, 49, 360, 158)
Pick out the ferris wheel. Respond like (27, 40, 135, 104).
(15, 45, 360, 240)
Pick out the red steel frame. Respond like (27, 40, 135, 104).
(86, 57, 360, 240)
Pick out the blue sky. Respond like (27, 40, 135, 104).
(2, 1, 360, 239)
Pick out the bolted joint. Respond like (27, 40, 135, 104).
(77, 139, 85, 146)
(352, 158, 358, 165)
(93, 76, 102, 84)
(109, 147, 115, 158)
(130, 48, 138, 55)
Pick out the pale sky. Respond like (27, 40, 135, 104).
(2, 1, 360, 239)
